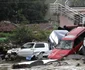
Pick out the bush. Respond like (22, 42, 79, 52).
(10, 26, 33, 44)
(9, 25, 52, 44)
(33, 30, 51, 41)
(0, 32, 12, 37)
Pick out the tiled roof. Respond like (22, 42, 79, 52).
(27, 23, 54, 30)
(0, 21, 16, 32)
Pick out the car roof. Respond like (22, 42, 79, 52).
(23, 42, 48, 47)
(62, 27, 85, 40)
(24, 42, 48, 44)
(67, 27, 85, 36)
(62, 35, 76, 40)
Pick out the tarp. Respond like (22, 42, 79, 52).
(49, 30, 68, 45)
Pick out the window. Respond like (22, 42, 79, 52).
(56, 40, 73, 49)
(23, 43, 34, 48)
(74, 38, 81, 47)
(35, 44, 45, 48)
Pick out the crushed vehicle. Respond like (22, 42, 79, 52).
(48, 27, 85, 60)
(6, 42, 52, 60)
(17, 42, 51, 60)
(5, 47, 21, 60)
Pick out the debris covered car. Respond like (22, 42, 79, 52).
(17, 42, 52, 60)
(6, 42, 52, 60)
(48, 27, 85, 60)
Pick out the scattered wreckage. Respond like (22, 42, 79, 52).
(12, 59, 57, 69)
(5, 30, 68, 60)
(5, 26, 85, 61)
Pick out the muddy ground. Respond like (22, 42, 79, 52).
(0, 54, 85, 70)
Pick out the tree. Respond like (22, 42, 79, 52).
(0, 0, 48, 23)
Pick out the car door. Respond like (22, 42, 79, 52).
(17, 43, 35, 57)
(34, 43, 45, 53)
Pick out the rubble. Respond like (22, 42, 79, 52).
(0, 56, 85, 70)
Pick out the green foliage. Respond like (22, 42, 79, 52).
(33, 30, 49, 41)
(0, 32, 11, 37)
(0, 33, 11, 45)
(8, 25, 51, 44)
(0, 0, 48, 23)
(28, 24, 40, 31)
(10, 26, 33, 44)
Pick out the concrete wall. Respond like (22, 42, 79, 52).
(59, 15, 74, 27)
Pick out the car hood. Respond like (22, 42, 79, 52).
(48, 48, 70, 60)
(7, 48, 21, 54)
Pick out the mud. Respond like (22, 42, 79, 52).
(0, 54, 85, 70)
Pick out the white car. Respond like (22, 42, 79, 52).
(17, 42, 51, 60)
(6, 42, 52, 60)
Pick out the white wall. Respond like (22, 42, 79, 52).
(59, 15, 74, 27)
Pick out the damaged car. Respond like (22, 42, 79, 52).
(6, 42, 52, 60)
(48, 27, 85, 60)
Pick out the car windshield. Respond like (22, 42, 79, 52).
(56, 40, 73, 49)
(23, 43, 34, 48)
